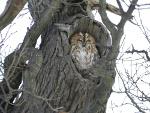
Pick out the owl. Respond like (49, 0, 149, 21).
(70, 32, 99, 69)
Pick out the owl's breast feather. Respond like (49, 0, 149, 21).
(74, 47, 94, 69)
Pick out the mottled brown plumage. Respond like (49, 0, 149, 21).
(70, 32, 99, 69)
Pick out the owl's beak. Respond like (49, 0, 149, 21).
(82, 42, 86, 47)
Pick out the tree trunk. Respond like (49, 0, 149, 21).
(1, 0, 137, 113)
(13, 24, 115, 113)
(13, 0, 115, 112)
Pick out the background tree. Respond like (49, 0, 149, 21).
(0, 0, 149, 113)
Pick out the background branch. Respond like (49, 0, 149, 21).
(116, 68, 146, 113)
(126, 47, 150, 61)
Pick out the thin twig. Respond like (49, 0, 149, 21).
(126, 46, 150, 61)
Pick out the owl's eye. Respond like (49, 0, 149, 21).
(77, 39, 83, 42)
(85, 39, 91, 43)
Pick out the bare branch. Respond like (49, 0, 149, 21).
(126, 47, 150, 61)
(137, 10, 150, 44)
(116, 68, 146, 113)
(91, 2, 122, 16)
(118, 0, 138, 28)
(137, 3, 150, 7)
(0, 0, 27, 31)
(98, 0, 117, 33)
(116, 0, 124, 13)
(125, 89, 146, 113)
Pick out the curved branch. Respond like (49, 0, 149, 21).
(0, 0, 27, 31)
(98, 0, 117, 34)
(97, 0, 120, 60)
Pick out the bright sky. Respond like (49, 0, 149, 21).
(0, 0, 150, 113)
(105, 1, 150, 113)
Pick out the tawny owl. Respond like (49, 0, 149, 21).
(70, 32, 99, 69)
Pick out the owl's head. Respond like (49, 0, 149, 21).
(70, 32, 96, 47)
(70, 32, 98, 69)
(70, 32, 84, 46)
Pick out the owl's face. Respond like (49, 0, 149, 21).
(70, 32, 98, 69)
(70, 32, 96, 48)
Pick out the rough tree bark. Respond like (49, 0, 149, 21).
(0, 0, 138, 113)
